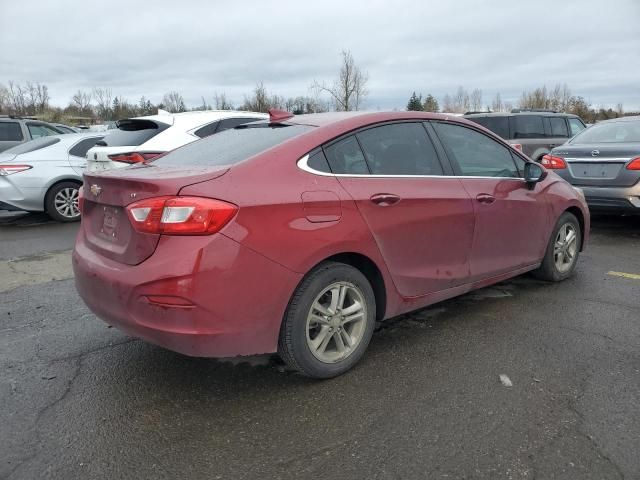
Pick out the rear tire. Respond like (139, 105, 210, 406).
(532, 212, 581, 282)
(45, 181, 81, 223)
(278, 262, 376, 378)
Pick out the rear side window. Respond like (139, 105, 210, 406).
(0, 122, 23, 141)
(433, 122, 519, 178)
(194, 121, 219, 138)
(356, 123, 443, 175)
(324, 136, 369, 174)
(69, 137, 103, 157)
(101, 119, 169, 147)
(218, 117, 263, 132)
(568, 118, 586, 137)
(512, 115, 545, 139)
(307, 150, 331, 173)
(3, 136, 60, 154)
(548, 117, 569, 137)
(153, 124, 313, 167)
(466, 116, 510, 139)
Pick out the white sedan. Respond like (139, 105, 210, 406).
(86, 110, 268, 172)
(0, 133, 104, 221)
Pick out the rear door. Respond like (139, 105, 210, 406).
(431, 121, 551, 280)
(326, 122, 475, 297)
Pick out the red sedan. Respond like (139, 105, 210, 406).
(73, 111, 590, 378)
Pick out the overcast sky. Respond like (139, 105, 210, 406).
(2, 0, 639, 111)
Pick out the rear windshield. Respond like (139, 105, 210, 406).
(466, 116, 510, 139)
(99, 119, 169, 147)
(570, 121, 640, 144)
(3, 137, 61, 154)
(153, 124, 313, 167)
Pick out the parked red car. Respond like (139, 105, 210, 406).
(73, 111, 589, 378)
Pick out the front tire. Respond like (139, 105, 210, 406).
(45, 181, 81, 222)
(532, 212, 581, 282)
(278, 262, 376, 378)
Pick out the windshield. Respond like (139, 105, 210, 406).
(152, 124, 313, 167)
(570, 120, 640, 144)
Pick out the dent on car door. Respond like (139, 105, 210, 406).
(431, 121, 550, 281)
(324, 122, 475, 297)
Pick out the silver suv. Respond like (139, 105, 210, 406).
(0, 116, 65, 153)
(464, 110, 587, 161)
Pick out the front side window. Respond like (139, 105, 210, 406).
(356, 122, 443, 175)
(433, 122, 519, 178)
(27, 123, 60, 139)
(0, 122, 23, 141)
(549, 117, 569, 137)
(324, 136, 369, 174)
(568, 118, 586, 137)
(512, 115, 545, 139)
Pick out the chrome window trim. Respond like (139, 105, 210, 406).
(297, 154, 524, 181)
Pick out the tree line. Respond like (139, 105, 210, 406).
(406, 84, 633, 122)
(0, 50, 368, 124)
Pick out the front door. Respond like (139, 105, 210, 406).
(431, 121, 551, 281)
(324, 122, 476, 297)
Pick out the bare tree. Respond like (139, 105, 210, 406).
(313, 50, 368, 111)
(71, 90, 93, 112)
(616, 103, 624, 116)
(93, 87, 113, 119)
(213, 91, 233, 110)
(241, 83, 284, 112)
(441, 94, 453, 113)
(491, 92, 503, 112)
(162, 91, 186, 113)
(0, 84, 8, 113)
(470, 88, 483, 111)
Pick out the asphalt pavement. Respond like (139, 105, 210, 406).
(1, 212, 639, 479)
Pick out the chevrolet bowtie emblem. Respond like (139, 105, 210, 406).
(90, 184, 102, 196)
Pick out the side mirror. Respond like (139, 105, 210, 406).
(524, 162, 547, 188)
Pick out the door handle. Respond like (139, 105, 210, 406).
(370, 193, 401, 206)
(476, 193, 496, 204)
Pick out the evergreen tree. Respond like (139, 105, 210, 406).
(407, 92, 423, 111)
(423, 94, 440, 112)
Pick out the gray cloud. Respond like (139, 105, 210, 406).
(1, 0, 639, 110)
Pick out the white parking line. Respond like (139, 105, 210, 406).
(607, 271, 640, 281)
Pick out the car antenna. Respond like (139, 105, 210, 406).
(268, 108, 294, 124)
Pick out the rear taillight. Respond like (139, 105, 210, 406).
(0, 165, 32, 176)
(626, 157, 640, 170)
(126, 196, 237, 235)
(540, 154, 567, 169)
(512, 143, 523, 151)
(78, 185, 85, 213)
(108, 152, 164, 164)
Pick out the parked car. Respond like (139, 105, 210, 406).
(51, 123, 81, 134)
(0, 132, 103, 221)
(542, 115, 640, 213)
(0, 116, 66, 153)
(464, 110, 587, 161)
(73, 110, 589, 378)
(86, 110, 268, 171)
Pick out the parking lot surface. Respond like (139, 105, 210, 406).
(1, 212, 639, 479)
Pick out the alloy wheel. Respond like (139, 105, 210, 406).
(553, 223, 578, 273)
(306, 281, 367, 363)
(54, 187, 80, 219)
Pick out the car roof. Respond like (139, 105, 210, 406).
(464, 111, 580, 118)
(288, 110, 461, 128)
(131, 110, 269, 129)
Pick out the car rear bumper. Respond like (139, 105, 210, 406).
(580, 184, 640, 213)
(73, 231, 302, 357)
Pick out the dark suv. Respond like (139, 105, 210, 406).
(463, 110, 587, 161)
(0, 116, 65, 153)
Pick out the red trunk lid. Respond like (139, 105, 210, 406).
(81, 165, 229, 265)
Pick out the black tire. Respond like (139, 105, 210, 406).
(45, 181, 81, 223)
(532, 212, 581, 282)
(278, 261, 376, 378)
